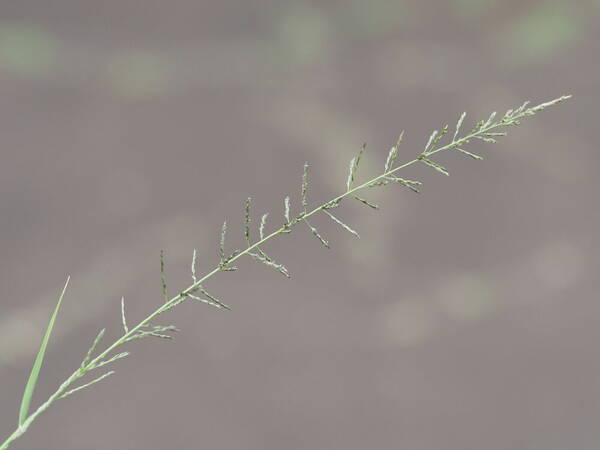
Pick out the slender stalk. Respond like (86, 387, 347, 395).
(1, 96, 569, 449)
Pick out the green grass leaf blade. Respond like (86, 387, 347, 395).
(18, 276, 70, 426)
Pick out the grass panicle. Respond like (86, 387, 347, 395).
(1, 95, 570, 450)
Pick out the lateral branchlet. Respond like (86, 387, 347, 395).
(353, 195, 379, 209)
(160, 250, 168, 303)
(419, 157, 449, 176)
(188, 286, 230, 310)
(346, 144, 365, 191)
(304, 218, 330, 249)
(81, 329, 106, 369)
(301, 162, 309, 213)
(259, 213, 269, 240)
(323, 210, 359, 238)
(384, 131, 403, 172)
(244, 198, 252, 247)
(191, 249, 198, 283)
(249, 250, 290, 278)
(120, 298, 128, 334)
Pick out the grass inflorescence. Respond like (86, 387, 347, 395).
(0, 95, 570, 450)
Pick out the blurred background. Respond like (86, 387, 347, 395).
(0, 1, 598, 449)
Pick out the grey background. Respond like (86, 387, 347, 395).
(1, 1, 598, 449)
